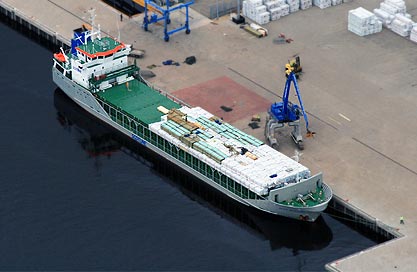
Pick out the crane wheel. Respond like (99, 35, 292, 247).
(297, 141, 304, 150)
(271, 143, 278, 150)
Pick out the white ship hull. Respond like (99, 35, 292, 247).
(53, 67, 332, 222)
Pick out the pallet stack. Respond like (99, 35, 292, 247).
(348, 7, 382, 36)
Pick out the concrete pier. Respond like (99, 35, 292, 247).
(1, 0, 417, 270)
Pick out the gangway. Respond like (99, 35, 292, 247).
(140, 0, 194, 42)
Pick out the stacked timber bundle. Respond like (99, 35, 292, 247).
(348, 7, 382, 36)
(300, 0, 312, 10)
(167, 109, 199, 131)
(313, 0, 331, 9)
(410, 26, 417, 43)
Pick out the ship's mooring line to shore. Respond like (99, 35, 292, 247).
(228, 67, 339, 131)
(352, 137, 417, 177)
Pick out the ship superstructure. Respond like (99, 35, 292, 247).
(52, 26, 332, 222)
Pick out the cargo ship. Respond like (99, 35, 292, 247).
(52, 26, 332, 222)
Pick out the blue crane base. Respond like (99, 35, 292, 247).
(143, 0, 194, 42)
(265, 71, 310, 150)
(270, 101, 301, 123)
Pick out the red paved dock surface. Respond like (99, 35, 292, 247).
(173, 76, 270, 123)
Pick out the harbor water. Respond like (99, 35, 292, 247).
(0, 22, 382, 271)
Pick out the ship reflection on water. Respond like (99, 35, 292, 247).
(53, 88, 333, 253)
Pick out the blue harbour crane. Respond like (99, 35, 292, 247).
(265, 64, 313, 150)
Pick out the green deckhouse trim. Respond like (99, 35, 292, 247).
(97, 79, 180, 125)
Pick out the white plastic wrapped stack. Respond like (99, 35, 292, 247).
(410, 26, 417, 43)
(313, 0, 331, 9)
(286, 0, 299, 13)
(373, 0, 417, 39)
(373, 8, 395, 28)
(390, 13, 414, 37)
(262, 0, 290, 21)
(242, 0, 270, 24)
(331, 0, 342, 6)
(300, 0, 312, 10)
(280, 3, 290, 16)
(269, 7, 281, 20)
(348, 7, 382, 36)
(383, 0, 406, 14)
(264, 0, 280, 10)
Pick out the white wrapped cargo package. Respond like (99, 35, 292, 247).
(348, 7, 382, 36)
(285, 0, 299, 13)
(243, 0, 247, 16)
(300, 0, 312, 10)
(313, 0, 331, 9)
(269, 7, 281, 20)
(255, 5, 267, 13)
(249, 0, 263, 7)
(373, 8, 395, 28)
(390, 19, 410, 36)
(390, 13, 414, 37)
(265, 0, 279, 10)
(331, 0, 342, 5)
(410, 26, 417, 43)
(280, 4, 290, 16)
(384, 0, 406, 13)
(256, 11, 271, 24)
(380, 2, 401, 15)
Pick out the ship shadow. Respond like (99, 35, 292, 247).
(53, 88, 333, 252)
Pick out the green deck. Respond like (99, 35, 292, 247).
(97, 79, 180, 125)
(281, 187, 326, 207)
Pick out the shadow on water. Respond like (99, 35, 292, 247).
(53, 88, 333, 253)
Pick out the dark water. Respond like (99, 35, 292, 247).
(0, 22, 380, 271)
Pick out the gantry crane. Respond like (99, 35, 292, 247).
(137, 0, 194, 42)
(265, 65, 312, 150)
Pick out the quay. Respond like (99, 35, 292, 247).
(1, 0, 417, 270)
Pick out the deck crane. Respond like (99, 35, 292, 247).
(264, 65, 312, 150)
